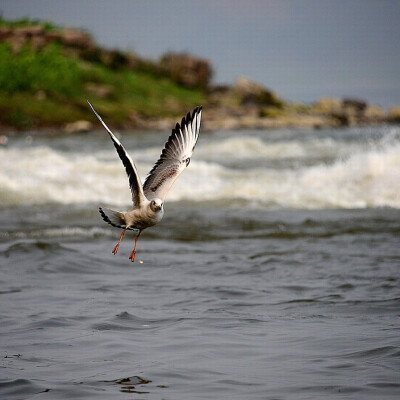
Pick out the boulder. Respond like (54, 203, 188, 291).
(234, 77, 282, 107)
(342, 98, 367, 114)
(160, 52, 212, 89)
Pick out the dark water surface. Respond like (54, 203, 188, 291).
(1, 126, 400, 399)
(1, 204, 399, 400)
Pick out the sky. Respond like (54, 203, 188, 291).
(2, 0, 400, 108)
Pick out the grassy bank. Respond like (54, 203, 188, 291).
(1, 18, 398, 132)
(0, 19, 205, 131)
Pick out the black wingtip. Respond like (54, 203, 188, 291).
(174, 106, 203, 130)
(176, 106, 202, 130)
(185, 106, 202, 125)
(191, 106, 202, 120)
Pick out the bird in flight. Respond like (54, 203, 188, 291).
(87, 101, 202, 262)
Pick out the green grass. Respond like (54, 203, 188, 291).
(0, 40, 205, 130)
(0, 43, 84, 96)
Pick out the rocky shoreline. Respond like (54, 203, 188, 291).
(114, 88, 400, 133)
(1, 20, 399, 134)
(37, 79, 400, 134)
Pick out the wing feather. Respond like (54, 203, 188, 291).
(143, 106, 202, 201)
(87, 100, 146, 207)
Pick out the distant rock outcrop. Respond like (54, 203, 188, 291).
(0, 24, 94, 53)
(312, 97, 387, 127)
(160, 52, 213, 89)
(233, 77, 283, 107)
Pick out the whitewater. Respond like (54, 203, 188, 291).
(0, 125, 399, 208)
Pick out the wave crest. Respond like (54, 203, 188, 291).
(1, 129, 399, 209)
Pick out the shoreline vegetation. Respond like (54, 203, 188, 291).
(1, 18, 400, 135)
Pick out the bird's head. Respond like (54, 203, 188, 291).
(150, 198, 163, 212)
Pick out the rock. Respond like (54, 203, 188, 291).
(0, 24, 95, 54)
(234, 77, 262, 93)
(314, 98, 342, 113)
(46, 29, 94, 48)
(0, 26, 12, 39)
(4, 25, 49, 51)
(160, 52, 212, 89)
(364, 105, 386, 122)
(58, 29, 94, 48)
(64, 120, 93, 133)
(13, 25, 45, 37)
(342, 98, 367, 114)
(313, 97, 370, 126)
(389, 107, 400, 123)
(234, 77, 282, 107)
(339, 98, 368, 125)
(85, 83, 114, 98)
(30, 35, 49, 50)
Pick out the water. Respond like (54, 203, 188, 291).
(0, 125, 399, 399)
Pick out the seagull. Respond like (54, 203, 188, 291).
(87, 100, 202, 262)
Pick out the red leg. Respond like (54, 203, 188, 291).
(129, 231, 141, 262)
(112, 228, 127, 255)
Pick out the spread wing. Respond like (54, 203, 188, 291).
(87, 100, 146, 207)
(143, 106, 202, 201)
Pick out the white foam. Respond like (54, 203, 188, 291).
(195, 134, 373, 163)
(1, 130, 399, 209)
(156, 137, 400, 209)
(0, 146, 132, 205)
(295, 143, 400, 208)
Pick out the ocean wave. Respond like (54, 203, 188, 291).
(1, 131, 399, 209)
